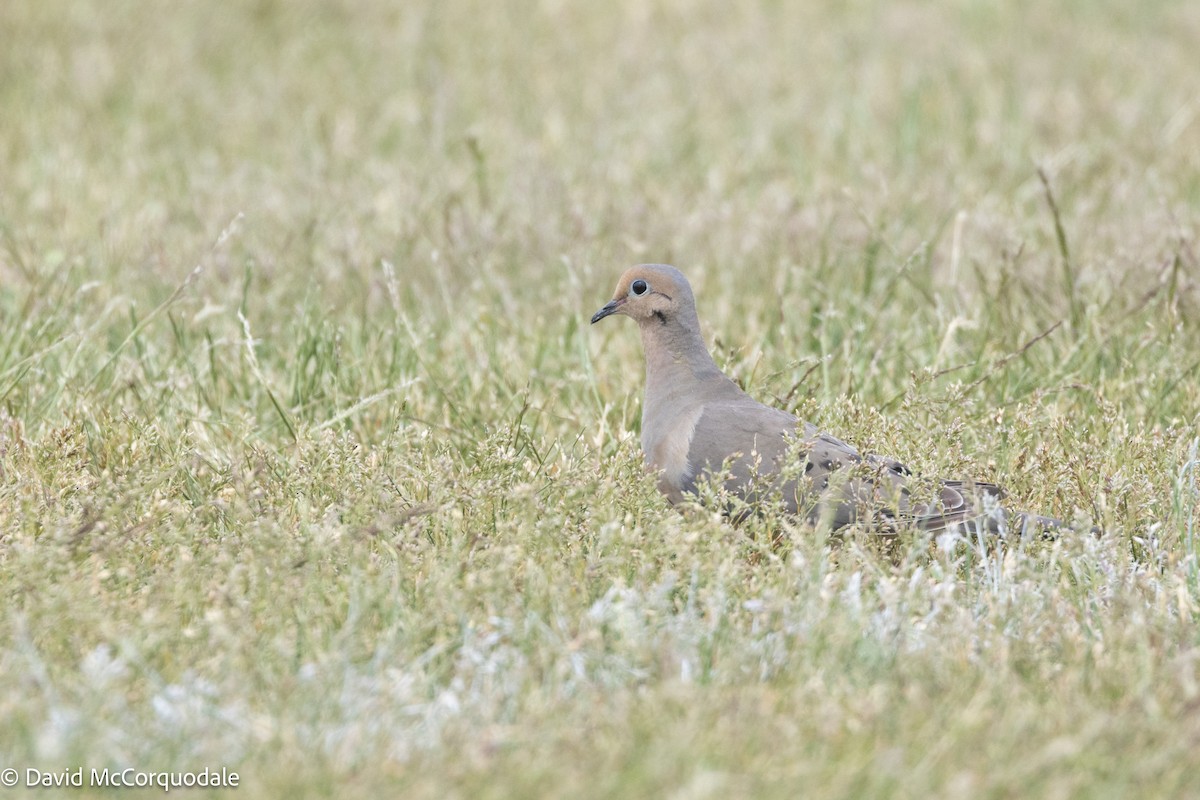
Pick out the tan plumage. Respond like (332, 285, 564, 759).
(591, 264, 1067, 535)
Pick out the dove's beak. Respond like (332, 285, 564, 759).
(590, 298, 624, 324)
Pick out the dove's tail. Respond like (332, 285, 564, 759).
(973, 510, 1101, 538)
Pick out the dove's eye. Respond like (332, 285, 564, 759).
(631, 279, 649, 296)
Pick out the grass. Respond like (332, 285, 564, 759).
(1, 0, 1199, 797)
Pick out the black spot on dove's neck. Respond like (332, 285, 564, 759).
(653, 310, 667, 325)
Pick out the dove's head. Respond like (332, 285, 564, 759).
(590, 264, 696, 328)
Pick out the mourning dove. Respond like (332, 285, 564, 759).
(591, 264, 1068, 535)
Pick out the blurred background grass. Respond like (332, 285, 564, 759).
(1, 1, 1199, 797)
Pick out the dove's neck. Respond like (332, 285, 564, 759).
(639, 311, 730, 418)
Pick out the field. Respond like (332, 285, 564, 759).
(2, 1, 1200, 797)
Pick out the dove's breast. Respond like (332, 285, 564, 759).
(642, 403, 706, 500)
